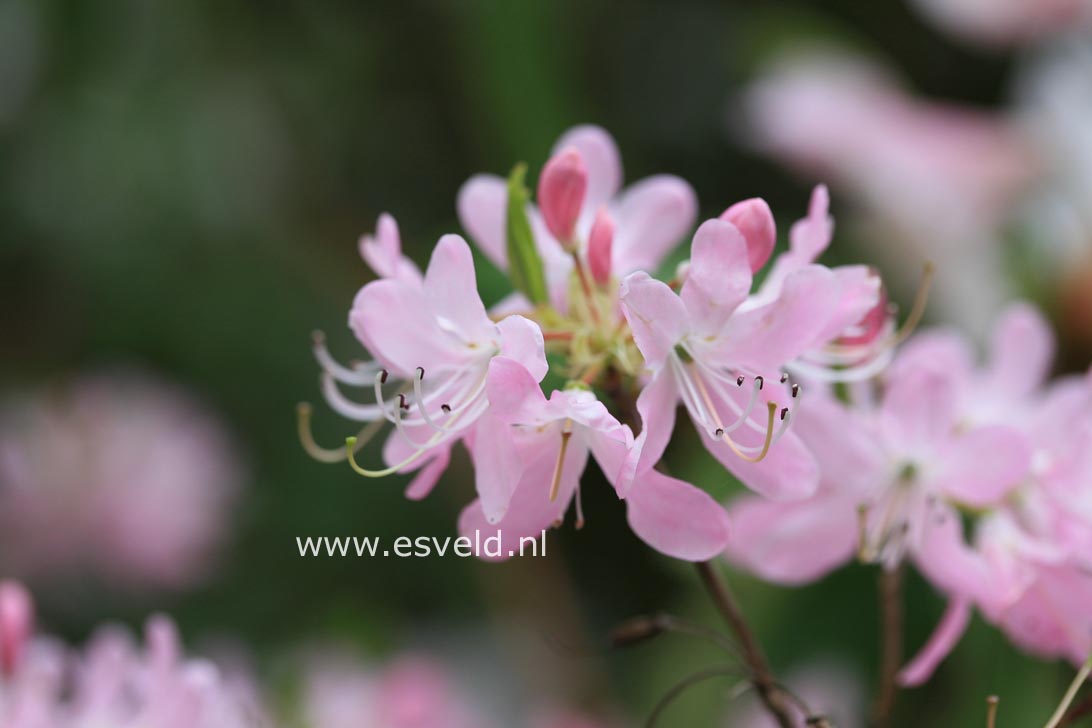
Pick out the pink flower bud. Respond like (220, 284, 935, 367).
(719, 197, 776, 273)
(587, 207, 614, 286)
(0, 581, 33, 676)
(537, 148, 587, 245)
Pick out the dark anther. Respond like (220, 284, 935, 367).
(380, 369, 389, 384)
(714, 428, 725, 437)
(736, 375, 745, 387)
(416, 366, 425, 380)
(791, 384, 800, 398)
(398, 394, 410, 410)
(441, 404, 452, 413)
(780, 373, 788, 383)
(780, 407, 789, 421)
(755, 376, 764, 389)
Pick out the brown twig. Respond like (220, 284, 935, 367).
(872, 565, 904, 728)
(695, 561, 796, 728)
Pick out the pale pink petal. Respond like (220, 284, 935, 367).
(792, 393, 886, 497)
(620, 369, 679, 490)
(496, 315, 548, 382)
(701, 422, 820, 502)
(933, 425, 1030, 506)
(718, 265, 840, 371)
(986, 302, 1055, 397)
(404, 444, 452, 501)
(458, 438, 589, 561)
(610, 175, 698, 274)
(350, 281, 457, 375)
(455, 174, 508, 270)
(724, 491, 858, 584)
(552, 125, 622, 214)
(619, 272, 689, 369)
(879, 368, 956, 460)
(485, 357, 548, 426)
(913, 504, 994, 605)
(358, 213, 422, 284)
(788, 184, 833, 261)
(471, 412, 524, 524)
(625, 469, 731, 561)
(897, 598, 971, 686)
(680, 219, 753, 337)
(423, 235, 495, 346)
(817, 265, 882, 343)
(720, 197, 776, 273)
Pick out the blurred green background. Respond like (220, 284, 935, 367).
(0, 0, 1080, 725)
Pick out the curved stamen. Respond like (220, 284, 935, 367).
(297, 402, 384, 463)
(322, 373, 386, 421)
(312, 331, 380, 385)
(692, 361, 761, 435)
(412, 367, 488, 433)
(892, 261, 935, 345)
(549, 420, 575, 502)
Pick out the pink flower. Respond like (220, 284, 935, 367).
(0, 582, 266, 728)
(619, 215, 860, 501)
(457, 358, 730, 561)
(0, 373, 241, 591)
(300, 652, 492, 728)
(311, 233, 547, 499)
(458, 125, 697, 303)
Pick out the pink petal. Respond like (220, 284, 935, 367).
(458, 437, 589, 561)
(497, 315, 548, 381)
(619, 272, 689, 369)
(351, 281, 457, 375)
(553, 125, 622, 214)
(486, 356, 548, 426)
(700, 420, 820, 502)
(620, 369, 679, 491)
(934, 425, 1031, 506)
(720, 197, 776, 273)
(724, 491, 858, 584)
(818, 265, 882, 343)
(680, 219, 753, 337)
(792, 392, 887, 497)
(404, 444, 452, 501)
(423, 235, 495, 346)
(913, 504, 994, 605)
(718, 265, 840, 372)
(897, 598, 971, 687)
(986, 302, 1055, 397)
(625, 469, 731, 561)
(455, 174, 508, 270)
(788, 184, 833, 261)
(879, 368, 957, 460)
(610, 175, 698, 274)
(358, 213, 422, 284)
(471, 412, 524, 524)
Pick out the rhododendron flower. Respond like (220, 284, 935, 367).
(302, 125, 884, 563)
(0, 373, 241, 591)
(0, 581, 266, 728)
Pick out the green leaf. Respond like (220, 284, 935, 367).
(505, 163, 549, 306)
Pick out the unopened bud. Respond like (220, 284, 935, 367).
(537, 148, 587, 246)
(587, 207, 614, 286)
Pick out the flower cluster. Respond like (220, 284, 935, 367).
(299, 125, 887, 562)
(726, 303, 1092, 682)
(0, 581, 266, 728)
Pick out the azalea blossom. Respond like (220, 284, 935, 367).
(0, 581, 267, 728)
(0, 373, 241, 591)
(301, 125, 883, 563)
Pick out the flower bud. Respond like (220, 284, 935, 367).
(0, 581, 33, 677)
(537, 148, 587, 246)
(720, 197, 776, 273)
(587, 207, 614, 286)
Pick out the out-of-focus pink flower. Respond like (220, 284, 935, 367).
(743, 53, 1034, 336)
(0, 373, 241, 591)
(458, 125, 697, 303)
(457, 357, 730, 561)
(909, 0, 1092, 47)
(300, 652, 491, 728)
(0, 583, 266, 728)
(619, 204, 878, 501)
